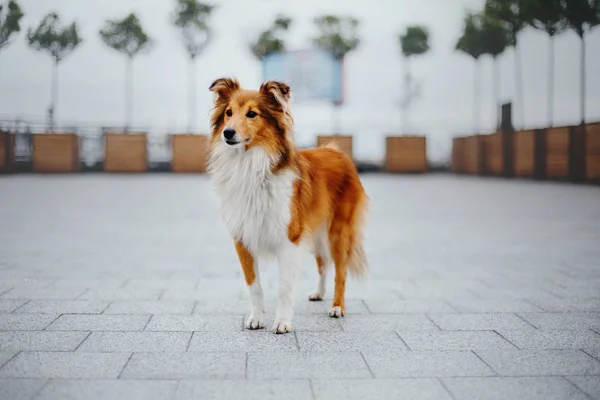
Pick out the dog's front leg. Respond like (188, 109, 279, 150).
(234, 241, 264, 329)
(272, 240, 303, 334)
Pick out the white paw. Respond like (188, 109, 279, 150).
(308, 291, 324, 301)
(328, 306, 346, 318)
(272, 320, 293, 334)
(245, 315, 264, 330)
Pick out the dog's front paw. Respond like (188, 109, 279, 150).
(328, 306, 346, 318)
(245, 314, 264, 330)
(271, 319, 293, 334)
(308, 291, 324, 301)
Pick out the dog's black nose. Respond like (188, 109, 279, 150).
(223, 128, 236, 140)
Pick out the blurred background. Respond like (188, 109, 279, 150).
(0, 0, 598, 169)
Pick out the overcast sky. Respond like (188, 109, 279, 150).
(0, 0, 599, 162)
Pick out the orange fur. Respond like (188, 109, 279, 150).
(208, 77, 368, 319)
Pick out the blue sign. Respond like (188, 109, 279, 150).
(262, 49, 343, 104)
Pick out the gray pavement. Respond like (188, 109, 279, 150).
(0, 173, 599, 400)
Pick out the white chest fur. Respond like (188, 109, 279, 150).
(208, 144, 297, 257)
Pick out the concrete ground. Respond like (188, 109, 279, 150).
(0, 173, 599, 400)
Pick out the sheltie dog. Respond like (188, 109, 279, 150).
(206, 77, 369, 333)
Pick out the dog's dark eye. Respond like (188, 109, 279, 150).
(246, 111, 257, 118)
(226, 109, 232, 117)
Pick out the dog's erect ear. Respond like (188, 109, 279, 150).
(259, 80, 291, 111)
(209, 77, 240, 103)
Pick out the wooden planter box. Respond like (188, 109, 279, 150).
(545, 126, 570, 179)
(316, 135, 353, 160)
(483, 132, 503, 176)
(0, 131, 15, 173)
(451, 137, 465, 173)
(384, 136, 427, 173)
(586, 122, 600, 181)
(104, 132, 147, 173)
(463, 135, 484, 175)
(32, 133, 80, 173)
(171, 134, 208, 173)
(513, 130, 535, 177)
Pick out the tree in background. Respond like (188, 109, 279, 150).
(312, 15, 360, 133)
(173, 0, 215, 132)
(562, 0, 600, 125)
(521, 0, 567, 127)
(398, 25, 430, 133)
(484, 0, 526, 129)
(250, 14, 291, 61)
(27, 12, 82, 130)
(100, 13, 153, 131)
(456, 12, 485, 134)
(0, 0, 24, 81)
(479, 10, 510, 130)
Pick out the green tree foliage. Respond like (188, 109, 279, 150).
(562, 0, 600, 124)
(172, 0, 215, 131)
(312, 15, 360, 60)
(250, 14, 291, 60)
(100, 13, 153, 130)
(399, 25, 430, 57)
(521, 0, 568, 126)
(27, 12, 82, 129)
(0, 0, 24, 50)
(173, 0, 214, 60)
(455, 12, 485, 133)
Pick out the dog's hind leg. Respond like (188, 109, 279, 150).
(308, 256, 328, 301)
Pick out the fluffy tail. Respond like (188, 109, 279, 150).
(346, 194, 369, 281)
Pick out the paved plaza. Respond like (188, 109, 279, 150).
(0, 173, 599, 399)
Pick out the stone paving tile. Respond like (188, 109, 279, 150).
(14, 300, 110, 314)
(77, 331, 191, 352)
(311, 378, 454, 400)
(175, 379, 313, 400)
(0, 331, 89, 351)
(279, 314, 343, 331)
(566, 376, 600, 400)
(296, 331, 409, 351)
(0, 279, 52, 289)
(0, 352, 18, 368)
(496, 329, 600, 349)
(476, 349, 600, 376)
(0, 300, 28, 313)
(442, 377, 590, 400)
(584, 348, 600, 361)
(49, 279, 127, 290)
(123, 278, 199, 290)
(428, 313, 535, 331)
(145, 314, 243, 332)
(0, 314, 58, 330)
(121, 352, 246, 379)
(0, 378, 47, 400)
(1, 288, 86, 300)
(78, 288, 163, 301)
(188, 331, 297, 352)
(398, 331, 516, 351)
(247, 351, 372, 379)
(530, 298, 600, 312)
(362, 350, 495, 378)
(34, 379, 179, 400)
(103, 301, 195, 315)
(518, 312, 600, 330)
(364, 299, 457, 314)
(338, 314, 439, 332)
(447, 299, 544, 313)
(0, 352, 131, 379)
(46, 315, 151, 331)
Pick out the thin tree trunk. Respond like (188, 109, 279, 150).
(494, 55, 500, 131)
(580, 32, 585, 125)
(514, 41, 524, 130)
(474, 58, 481, 134)
(403, 58, 411, 134)
(188, 58, 196, 132)
(50, 59, 58, 132)
(125, 56, 133, 132)
(548, 34, 555, 127)
(332, 102, 341, 134)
